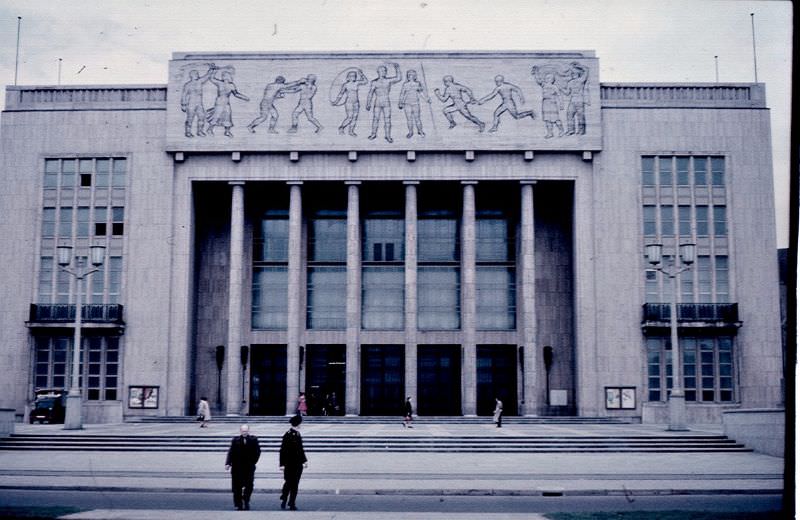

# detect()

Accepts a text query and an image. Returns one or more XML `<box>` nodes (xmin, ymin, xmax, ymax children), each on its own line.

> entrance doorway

<box><xmin>417</xmin><ymin>345</ymin><xmax>461</xmax><ymax>415</ymax></box>
<box><xmin>360</xmin><ymin>345</ymin><xmax>404</xmax><ymax>415</ymax></box>
<box><xmin>249</xmin><ymin>344</ymin><xmax>287</xmax><ymax>415</ymax></box>
<box><xmin>477</xmin><ymin>344</ymin><xmax>518</xmax><ymax>416</ymax></box>
<box><xmin>305</xmin><ymin>344</ymin><xmax>345</xmax><ymax>415</ymax></box>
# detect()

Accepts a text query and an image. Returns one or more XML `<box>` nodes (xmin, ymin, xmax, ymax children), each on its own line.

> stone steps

<box><xmin>126</xmin><ymin>415</ymin><xmax>638</xmax><ymax>425</ymax></box>
<box><xmin>0</xmin><ymin>433</ymin><xmax>751</xmax><ymax>453</ymax></box>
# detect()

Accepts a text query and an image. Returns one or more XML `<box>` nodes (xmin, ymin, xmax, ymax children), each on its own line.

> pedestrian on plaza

<box><xmin>279</xmin><ymin>414</ymin><xmax>308</xmax><ymax>511</ymax></box>
<box><xmin>225</xmin><ymin>424</ymin><xmax>261</xmax><ymax>511</ymax></box>
<box><xmin>403</xmin><ymin>396</ymin><xmax>414</xmax><ymax>428</ymax></box>
<box><xmin>493</xmin><ymin>397</ymin><xmax>503</xmax><ymax>428</ymax></box>
<box><xmin>197</xmin><ymin>396</ymin><xmax>211</xmax><ymax>428</ymax></box>
<box><xmin>296</xmin><ymin>392</ymin><xmax>308</xmax><ymax>416</ymax></box>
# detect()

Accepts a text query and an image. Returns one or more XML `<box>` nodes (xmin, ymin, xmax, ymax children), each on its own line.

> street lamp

<box><xmin>57</xmin><ymin>242</ymin><xmax>106</xmax><ymax>430</ymax></box>
<box><xmin>646</xmin><ymin>242</ymin><xmax>695</xmax><ymax>431</ymax></box>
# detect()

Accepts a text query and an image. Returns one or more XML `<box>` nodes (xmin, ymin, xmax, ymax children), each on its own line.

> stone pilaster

<box><xmin>404</xmin><ymin>181</ymin><xmax>419</xmax><ymax>404</ymax></box>
<box><xmin>520</xmin><ymin>181</ymin><xmax>538</xmax><ymax>415</ymax></box>
<box><xmin>461</xmin><ymin>181</ymin><xmax>477</xmax><ymax>415</ymax></box>
<box><xmin>345</xmin><ymin>181</ymin><xmax>361</xmax><ymax>415</ymax></box>
<box><xmin>285</xmin><ymin>182</ymin><xmax>303</xmax><ymax>415</ymax></box>
<box><xmin>225</xmin><ymin>181</ymin><xmax>245</xmax><ymax>415</ymax></box>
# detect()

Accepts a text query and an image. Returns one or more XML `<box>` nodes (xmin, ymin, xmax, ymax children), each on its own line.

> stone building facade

<box><xmin>0</xmin><ymin>52</ymin><xmax>782</xmax><ymax>423</ymax></box>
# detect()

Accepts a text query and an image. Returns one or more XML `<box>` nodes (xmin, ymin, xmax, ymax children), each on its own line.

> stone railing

<box><xmin>5</xmin><ymin>85</ymin><xmax>167</xmax><ymax>111</ymax></box>
<box><xmin>601</xmin><ymin>83</ymin><xmax>765</xmax><ymax>109</ymax></box>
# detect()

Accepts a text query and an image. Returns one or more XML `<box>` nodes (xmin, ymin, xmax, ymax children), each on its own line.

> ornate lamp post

<box><xmin>57</xmin><ymin>243</ymin><xmax>106</xmax><ymax>430</ymax></box>
<box><xmin>646</xmin><ymin>242</ymin><xmax>695</xmax><ymax>431</ymax></box>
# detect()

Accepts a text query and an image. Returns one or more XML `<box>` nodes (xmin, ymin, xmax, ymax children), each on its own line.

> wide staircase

<box><xmin>0</xmin><ymin>416</ymin><xmax>752</xmax><ymax>453</ymax></box>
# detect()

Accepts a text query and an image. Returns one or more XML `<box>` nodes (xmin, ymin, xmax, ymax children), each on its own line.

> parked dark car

<box><xmin>29</xmin><ymin>389</ymin><xmax>66</xmax><ymax>424</ymax></box>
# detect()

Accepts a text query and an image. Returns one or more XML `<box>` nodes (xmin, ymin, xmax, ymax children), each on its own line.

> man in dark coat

<box><xmin>279</xmin><ymin>414</ymin><xmax>308</xmax><ymax>510</ymax></box>
<box><xmin>225</xmin><ymin>424</ymin><xmax>261</xmax><ymax>510</ymax></box>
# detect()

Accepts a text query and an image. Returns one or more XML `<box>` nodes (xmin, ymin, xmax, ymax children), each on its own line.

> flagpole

<box><xmin>750</xmin><ymin>13</ymin><xmax>758</xmax><ymax>83</ymax></box>
<box><xmin>14</xmin><ymin>16</ymin><xmax>22</xmax><ymax>86</ymax></box>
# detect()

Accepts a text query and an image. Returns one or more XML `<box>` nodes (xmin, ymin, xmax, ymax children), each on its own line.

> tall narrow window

<box><xmin>252</xmin><ymin>210</ymin><xmax>289</xmax><ymax>330</ymax></box>
<box><xmin>418</xmin><ymin>200</ymin><xmax>460</xmax><ymax>330</ymax></box>
<box><xmin>678</xmin><ymin>205</ymin><xmax>691</xmax><ymax>237</ymax></box>
<box><xmin>307</xmin><ymin>208</ymin><xmax>346</xmax><ymax>330</ymax></box>
<box><xmin>641</xmin><ymin>156</ymin><xmax>655</xmax><ymax>186</ymax></box>
<box><xmin>711</xmin><ymin>157</ymin><xmax>725</xmax><ymax>187</ymax></box>
<box><xmin>693</xmin><ymin>157</ymin><xmax>708</xmax><ymax>185</ymax></box>
<box><xmin>660</xmin><ymin>205</ymin><xmax>674</xmax><ymax>236</ymax></box>
<box><xmin>715</xmin><ymin>256</ymin><xmax>729</xmax><ymax>302</ymax></box>
<box><xmin>643</xmin><ymin>206</ymin><xmax>657</xmax><ymax>236</ymax></box>
<box><xmin>676</xmin><ymin>157</ymin><xmax>690</xmax><ymax>186</ymax></box>
<box><xmin>658</xmin><ymin>157</ymin><xmax>672</xmax><ymax>186</ymax></box>
<box><xmin>475</xmin><ymin>210</ymin><xmax>515</xmax><ymax>330</ymax></box>
<box><xmin>695</xmin><ymin>206</ymin><xmax>709</xmax><ymax>236</ymax></box>
<box><xmin>362</xmin><ymin>210</ymin><xmax>404</xmax><ymax>330</ymax></box>
<box><xmin>713</xmin><ymin>206</ymin><xmax>727</xmax><ymax>236</ymax></box>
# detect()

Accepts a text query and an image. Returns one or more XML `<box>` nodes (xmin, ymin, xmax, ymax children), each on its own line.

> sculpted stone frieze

<box><xmin>167</xmin><ymin>52</ymin><xmax>601</xmax><ymax>152</ymax></box>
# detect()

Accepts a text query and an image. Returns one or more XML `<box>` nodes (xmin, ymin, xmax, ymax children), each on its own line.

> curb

<box><xmin>0</xmin><ymin>485</ymin><xmax>784</xmax><ymax>496</ymax></box>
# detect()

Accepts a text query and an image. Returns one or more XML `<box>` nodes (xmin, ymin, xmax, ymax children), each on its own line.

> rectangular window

<box><xmin>713</xmin><ymin>206</ymin><xmax>727</xmax><ymax>236</ymax></box>
<box><xmin>95</xmin><ymin>159</ymin><xmax>110</xmax><ymax>187</ymax></box>
<box><xmin>418</xmin><ymin>217</ymin><xmax>459</xmax><ymax>262</ymax></box>
<box><xmin>697</xmin><ymin>256</ymin><xmax>712</xmax><ymax>303</ymax></box>
<box><xmin>111</xmin><ymin>207</ymin><xmax>124</xmax><ymax>236</ymax></box>
<box><xmin>94</xmin><ymin>207</ymin><xmax>108</xmax><ymax>236</ymax></box>
<box><xmin>678</xmin><ymin>205</ymin><xmax>691</xmax><ymax>237</ymax></box>
<box><xmin>693</xmin><ymin>157</ymin><xmax>708</xmax><ymax>185</ymax></box>
<box><xmin>107</xmin><ymin>257</ymin><xmax>122</xmax><ymax>304</ymax></box>
<box><xmin>59</xmin><ymin>207</ymin><xmax>73</xmax><ymax>237</ymax></box>
<box><xmin>658</xmin><ymin>157</ymin><xmax>672</xmax><ymax>186</ymax></box>
<box><xmin>660</xmin><ymin>205</ymin><xmax>674</xmax><ymax>236</ymax></box>
<box><xmin>309</xmin><ymin>217</ymin><xmax>347</xmax><ymax>262</ymax></box>
<box><xmin>90</xmin><ymin>264</ymin><xmax>105</xmax><ymax>304</ymax></box>
<box><xmin>643</xmin><ymin>206</ymin><xmax>657</xmax><ymax>236</ymax></box>
<box><xmin>362</xmin><ymin>218</ymin><xmax>404</xmax><ymax>262</ymax></box>
<box><xmin>33</xmin><ymin>335</ymin><xmax>120</xmax><ymax>401</ymax></box>
<box><xmin>680</xmin><ymin>266</ymin><xmax>693</xmax><ymax>303</ymax></box>
<box><xmin>476</xmin><ymin>218</ymin><xmax>512</xmax><ymax>262</ymax></box>
<box><xmin>676</xmin><ymin>157</ymin><xmax>690</xmax><ymax>186</ymax></box>
<box><xmin>76</xmin><ymin>207</ymin><xmax>90</xmax><ymax>237</ymax></box>
<box><xmin>307</xmin><ymin>266</ymin><xmax>346</xmax><ymax>329</ymax></box>
<box><xmin>42</xmin><ymin>208</ymin><xmax>56</xmax><ymax>237</ymax></box>
<box><xmin>111</xmin><ymin>158</ymin><xmax>127</xmax><ymax>188</ymax></box>
<box><xmin>641</xmin><ymin>156</ymin><xmax>655</xmax><ymax>186</ymax></box>
<box><xmin>252</xmin><ymin>266</ymin><xmax>288</xmax><ymax>329</ymax></box>
<box><xmin>61</xmin><ymin>159</ymin><xmax>76</xmax><ymax>189</ymax></box>
<box><xmin>695</xmin><ymin>206</ymin><xmax>709</xmax><ymax>236</ymax></box>
<box><xmin>44</xmin><ymin>159</ymin><xmax>59</xmax><ymax>188</ymax></box>
<box><xmin>362</xmin><ymin>266</ymin><xmax>404</xmax><ymax>330</ymax></box>
<box><xmin>711</xmin><ymin>157</ymin><xmax>725</xmax><ymax>186</ymax></box>
<box><xmin>715</xmin><ymin>256</ymin><xmax>729</xmax><ymax>302</ymax></box>
<box><xmin>38</xmin><ymin>257</ymin><xmax>54</xmax><ymax>303</ymax></box>
<box><xmin>700</xmin><ymin>339</ymin><xmax>715</xmax><ymax>401</ymax></box>
<box><xmin>254</xmin><ymin>216</ymin><xmax>289</xmax><ymax>262</ymax></box>
<box><xmin>718</xmin><ymin>338</ymin><xmax>734</xmax><ymax>402</ymax></box>
<box><xmin>476</xmin><ymin>267</ymin><xmax>515</xmax><ymax>330</ymax></box>
<box><xmin>683</xmin><ymin>339</ymin><xmax>697</xmax><ymax>401</ymax></box>
<box><xmin>418</xmin><ymin>266</ymin><xmax>460</xmax><ymax>330</ymax></box>
<box><xmin>645</xmin><ymin>270</ymin><xmax>659</xmax><ymax>303</ymax></box>
<box><xmin>647</xmin><ymin>338</ymin><xmax>662</xmax><ymax>401</ymax></box>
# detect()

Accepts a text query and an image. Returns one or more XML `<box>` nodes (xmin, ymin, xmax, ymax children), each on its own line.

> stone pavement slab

<box><xmin>61</xmin><ymin>512</ymin><xmax>548</xmax><ymax>520</ymax></box>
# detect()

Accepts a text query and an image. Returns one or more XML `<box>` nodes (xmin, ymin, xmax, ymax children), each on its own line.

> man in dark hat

<box><xmin>225</xmin><ymin>424</ymin><xmax>261</xmax><ymax>510</ymax></box>
<box><xmin>279</xmin><ymin>415</ymin><xmax>308</xmax><ymax>510</ymax></box>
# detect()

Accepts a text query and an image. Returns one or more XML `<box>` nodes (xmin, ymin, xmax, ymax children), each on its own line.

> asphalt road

<box><xmin>0</xmin><ymin>489</ymin><xmax>783</xmax><ymax>515</ymax></box>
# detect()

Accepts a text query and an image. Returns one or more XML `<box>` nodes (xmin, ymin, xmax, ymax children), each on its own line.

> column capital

<box><xmin>286</xmin><ymin>180</ymin><xmax>303</xmax><ymax>186</ymax></box>
<box><xmin>520</xmin><ymin>180</ymin><xmax>538</xmax><ymax>185</ymax></box>
<box><xmin>228</xmin><ymin>181</ymin><xmax>245</xmax><ymax>186</ymax></box>
<box><xmin>461</xmin><ymin>180</ymin><xmax>478</xmax><ymax>185</ymax></box>
<box><xmin>403</xmin><ymin>180</ymin><xmax>420</xmax><ymax>185</ymax></box>
<box><xmin>344</xmin><ymin>181</ymin><xmax>362</xmax><ymax>186</ymax></box>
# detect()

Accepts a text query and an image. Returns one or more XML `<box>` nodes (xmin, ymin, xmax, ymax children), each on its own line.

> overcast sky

<box><xmin>0</xmin><ymin>0</ymin><xmax>791</xmax><ymax>247</ymax></box>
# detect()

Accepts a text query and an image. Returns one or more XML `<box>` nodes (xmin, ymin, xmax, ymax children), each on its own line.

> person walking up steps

<box><xmin>493</xmin><ymin>397</ymin><xmax>504</xmax><ymax>428</ymax></box>
<box><xmin>279</xmin><ymin>415</ymin><xmax>308</xmax><ymax>511</ymax></box>
<box><xmin>403</xmin><ymin>396</ymin><xmax>414</xmax><ymax>428</ymax></box>
<box><xmin>197</xmin><ymin>396</ymin><xmax>210</xmax><ymax>428</ymax></box>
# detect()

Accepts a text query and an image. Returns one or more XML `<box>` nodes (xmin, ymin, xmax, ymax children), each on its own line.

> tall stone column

<box><xmin>285</xmin><ymin>182</ymin><xmax>303</xmax><ymax>415</ymax></box>
<box><xmin>345</xmin><ymin>181</ymin><xmax>361</xmax><ymax>415</ymax></box>
<box><xmin>404</xmin><ymin>181</ymin><xmax>419</xmax><ymax>404</ymax></box>
<box><xmin>461</xmin><ymin>181</ymin><xmax>477</xmax><ymax>416</ymax></box>
<box><xmin>225</xmin><ymin>181</ymin><xmax>245</xmax><ymax>415</ymax></box>
<box><xmin>520</xmin><ymin>181</ymin><xmax>538</xmax><ymax>416</ymax></box>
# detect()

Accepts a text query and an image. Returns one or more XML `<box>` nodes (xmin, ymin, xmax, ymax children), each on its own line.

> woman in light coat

<box><xmin>198</xmin><ymin>396</ymin><xmax>211</xmax><ymax>428</ymax></box>
<box><xmin>493</xmin><ymin>397</ymin><xmax>503</xmax><ymax>428</ymax></box>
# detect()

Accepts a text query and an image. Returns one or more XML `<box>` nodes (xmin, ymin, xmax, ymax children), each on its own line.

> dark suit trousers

<box><xmin>280</xmin><ymin>465</ymin><xmax>304</xmax><ymax>506</ymax></box>
<box><xmin>231</xmin><ymin>466</ymin><xmax>255</xmax><ymax>508</ymax></box>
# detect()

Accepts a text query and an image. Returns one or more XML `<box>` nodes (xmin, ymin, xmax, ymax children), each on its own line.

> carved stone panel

<box><xmin>166</xmin><ymin>52</ymin><xmax>601</xmax><ymax>152</ymax></box>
